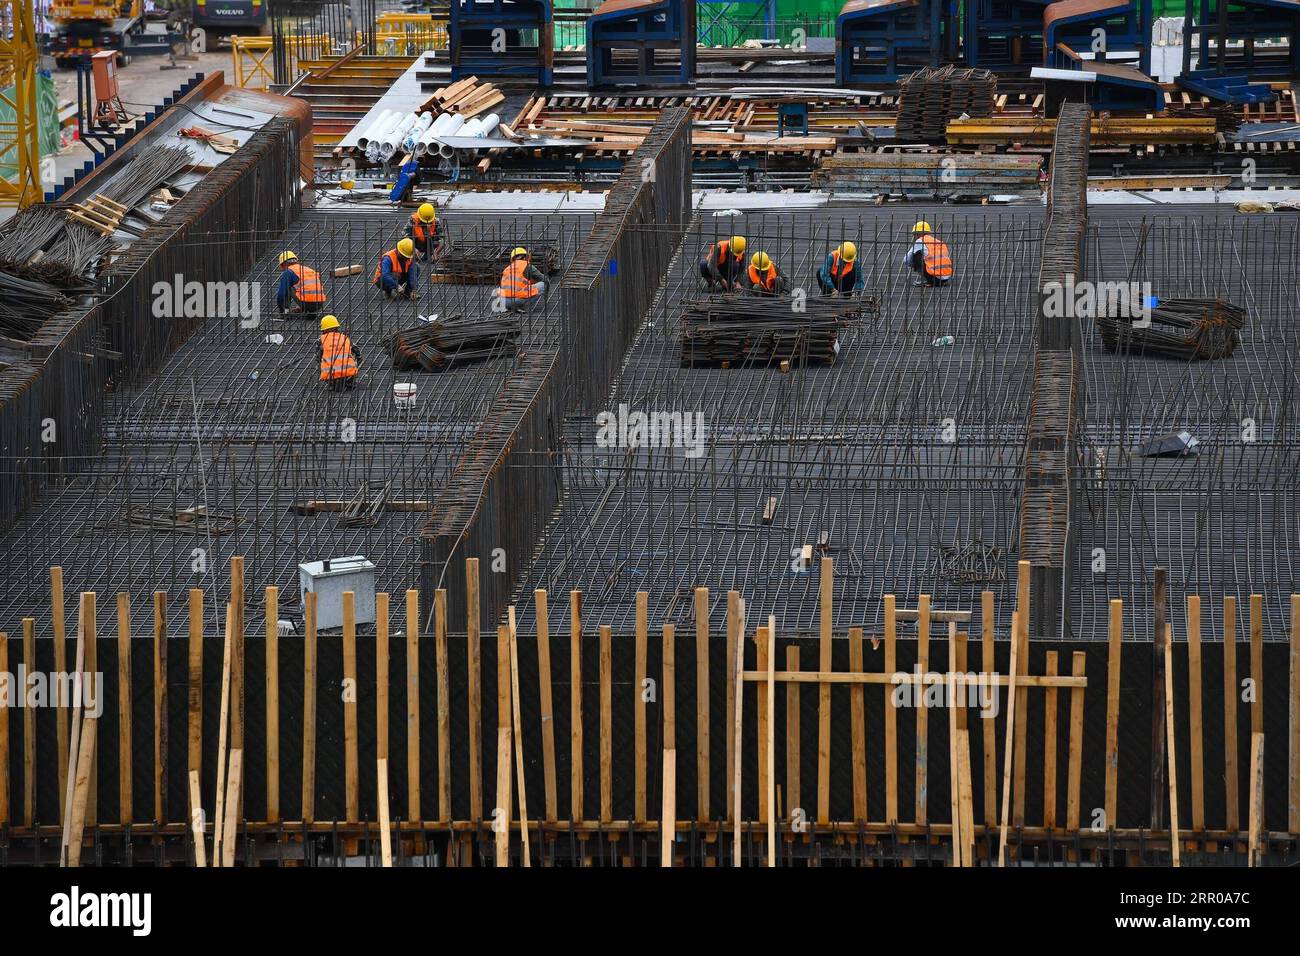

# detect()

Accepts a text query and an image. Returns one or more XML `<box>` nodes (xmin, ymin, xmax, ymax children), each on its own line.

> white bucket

<box><xmin>393</xmin><ymin>382</ymin><xmax>417</xmax><ymax>408</ymax></box>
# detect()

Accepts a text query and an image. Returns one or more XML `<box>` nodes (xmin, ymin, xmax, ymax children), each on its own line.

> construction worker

<box><xmin>275</xmin><ymin>251</ymin><xmax>327</xmax><ymax>315</ymax></box>
<box><xmin>497</xmin><ymin>246</ymin><xmax>547</xmax><ymax>311</ymax></box>
<box><xmin>317</xmin><ymin>315</ymin><xmax>360</xmax><ymax>390</ymax></box>
<box><xmin>405</xmin><ymin>203</ymin><xmax>443</xmax><ymax>261</ymax></box>
<box><xmin>373</xmin><ymin>237</ymin><xmax>421</xmax><ymax>300</ymax></box>
<box><xmin>698</xmin><ymin>235</ymin><xmax>746</xmax><ymax>292</ymax></box>
<box><xmin>817</xmin><ymin>241</ymin><xmax>865</xmax><ymax>296</ymax></box>
<box><xmin>743</xmin><ymin>251</ymin><xmax>789</xmax><ymax>296</ymax></box>
<box><xmin>904</xmin><ymin>221</ymin><xmax>953</xmax><ymax>287</ymax></box>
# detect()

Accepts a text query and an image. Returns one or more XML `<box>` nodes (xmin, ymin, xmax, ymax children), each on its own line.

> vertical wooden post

<box><xmin>187</xmin><ymin>589</ymin><xmax>203</xmax><ymax>795</ymax></box>
<box><xmin>1188</xmin><ymin>596</ymin><xmax>1204</xmax><ymax>833</ymax></box>
<box><xmin>765</xmin><ymin>617</ymin><xmax>776</xmax><ymax>866</ymax></box>
<box><xmin>117</xmin><ymin>592</ymin><xmax>132</xmax><ymax>826</ymax></box>
<box><xmin>997</xmin><ymin>609</ymin><xmax>1022</xmax><ymax>867</ymax></box>
<box><xmin>884</xmin><ymin>593</ymin><xmax>898</xmax><ymax>824</ymax></box>
<box><xmin>786</xmin><ymin>645</ymin><xmax>802</xmax><ymax>820</ymax></box>
<box><xmin>60</xmin><ymin>607</ymin><xmax>86</xmax><ymax>862</ymax></box>
<box><xmin>431</xmin><ymin>587</ymin><xmax>446</xmax><ymax>824</ymax></box>
<box><xmin>1043</xmin><ymin>651</ymin><xmax>1058</xmax><ymax>830</ymax></box>
<box><xmin>915</xmin><ymin>592</ymin><xmax>930</xmax><ymax>825</ymax></box>
<box><xmin>599</xmin><ymin>624</ymin><xmax>612</xmax><ymax>824</ymax></box>
<box><xmin>694</xmin><ymin>587</ymin><xmax>710</xmax><ymax>823</ymax></box>
<box><xmin>981</xmin><ymin>591</ymin><xmax>996</xmax><ymax>827</ymax></box>
<box><xmin>1224</xmin><ymin>596</ymin><xmax>1240</xmax><ymax>832</ymax></box>
<box><xmin>949</xmin><ymin>624</ymin><xmax>964</xmax><ymax>861</ymax></box>
<box><xmin>153</xmin><ymin>592</ymin><xmax>167</xmax><ymax>824</ymax></box>
<box><xmin>466</xmin><ymin>558</ymin><xmax>482</xmax><ymax>822</ymax></box>
<box><xmin>817</xmin><ymin>557</ymin><xmax>833</xmax><ymax>826</ymax></box>
<box><xmin>343</xmin><ymin>590</ymin><xmax>359</xmax><ymax>824</ymax></box>
<box><xmin>634</xmin><ymin>590</ymin><xmax>648</xmax><ymax>824</ymax></box>
<box><xmin>265</xmin><ymin>586</ymin><xmax>280</xmax><ymax>824</ymax></box>
<box><xmin>212</xmin><ymin>607</ymin><xmax>233</xmax><ymax>866</ymax></box>
<box><xmin>377</xmin><ymin>758</ymin><xmax>392</xmax><ymax>867</ymax></box>
<box><xmin>376</xmin><ymin>592</ymin><xmax>389</xmax><ymax>765</ymax></box>
<box><xmin>956</xmin><ymin>729</ymin><xmax>975</xmax><ymax>867</ymax></box>
<box><xmin>1151</xmin><ymin>566</ymin><xmax>1168</xmax><ymax>832</ymax></box>
<box><xmin>221</xmin><ymin>749</ymin><xmax>242</xmax><ymax>868</ymax></box>
<box><xmin>569</xmin><ymin>590</ymin><xmax>583</xmax><ymax>821</ymax></box>
<box><xmin>84</xmin><ymin>592</ymin><xmax>97</xmax><ymax>828</ymax></box>
<box><xmin>725</xmin><ymin>590</ymin><xmax>740</xmax><ymax>824</ymax></box>
<box><xmin>1250</xmin><ymin>593</ymin><xmax>1263</xmax><ymax>736</ymax></box>
<box><xmin>662</xmin><ymin>622</ymin><xmax>677</xmax><ymax>867</ymax></box>
<box><xmin>507</xmin><ymin>608</ymin><xmax>531</xmax><ymax>867</ymax></box>
<box><xmin>1248</xmin><ymin>732</ymin><xmax>1265</xmax><ymax>866</ymax></box>
<box><xmin>495</xmin><ymin>727</ymin><xmax>513</xmax><ymax>867</ymax></box>
<box><xmin>731</xmin><ymin>604</ymin><xmax>745</xmax><ymax>865</ymax></box>
<box><xmin>1012</xmin><ymin>561</ymin><xmax>1030</xmax><ymax>828</ymax></box>
<box><xmin>229</xmin><ymin>557</ymin><xmax>245</xmax><ymax>785</ymax></box>
<box><xmin>849</xmin><ymin>627</ymin><xmax>866</xmax><ymax>823</ymax></box>
<box><xmin>410</xmin><ymin>588</ymin><xmax>425</xmax><ymax>822</ymax></box>
<box><xmin>51</xmin><ymin>567</ymin><xmax>69</xmax><ymax>818</ymax></box>
<box><xmin>1104</xmin><ymin>600</ymin><xmax>1123</xmax><ymax>829</ymax></box>
<box><xmin>302</xmin><ymin>591</ymin><xmax>317</xmax><ymax>824</ymax></box>
<box><xmin>755</xmin><ymin>623</ymin><xmax>769</xmax><ymax>826</ymax></box>
<box><xmin>1066</xmin><ymin>651</ymin><xmax>1085</xmax><ymax>833</ymax></box>
<box><xmin>23</xmin><ymin>619</ymin><xmax>36</xmax><ymax>827</ymax></box>
<box><xmin>1289</xmin><ymin>594</ymin><xmax>1300</xmax><ymax>835</ymax></box>
<box><xmin>535</xmin><ymin>589</ymin><xmax>557</xmax><ymax>823</ymax></box>
<box><xmin>188</xmin><ymin>769</ymin><xmax>206</xmax><ymax>867</ymax></box>
<box><xmin>1164</xmin><ymin>627</ymin><xmax>1180</xmax><ymax>867</ymax></box>
<box><xmin>66</xmin><ymin>717</ymin><xmax>97</xmax><ymax>867</ymax></box>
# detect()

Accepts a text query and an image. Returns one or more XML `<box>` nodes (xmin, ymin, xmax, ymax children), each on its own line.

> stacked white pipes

<box><xmin>360</xmin><ymin>109</ymin><xmax>507</xmax><ymax>162</ymax></box>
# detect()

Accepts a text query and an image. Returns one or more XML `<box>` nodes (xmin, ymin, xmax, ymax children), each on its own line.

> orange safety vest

<box><xmin>748</xmin><ymin>263</ymin><xmax>778</xmax><ymax>291</ymax></box>
<box><xmin>715</xmin><ymin>240</ymin><xmax>742</xmax><ymax>268</ymax></box>
<box><xmin>289</xmin><ymin>263</ymin><xmax>326</xmax><ymax>303</ymax></box>
<box><xmin>372</xmin><ymin>249</ymin><xmax>410</xmax><ymax>285</ymax></box>
<box><xmin>409</xmin><ymin>212</ymin><xmax>435</xmax><ymax>247</ymax></box>
<box><xmin>500</xmin><ymin>259</ymin><xmax>541</xmax><ymax>299</ymax></box>
<box><xmin>319</xmin><ymin>330</ymin><xmax>358</xmax><ymax>380</ymax></box>
<box><xmin>830</xmin><ymin>250</ymin><xmax>854</xmax><ymax>280</ymax></box>
<box><xmin>920</xmin><ymin>235</ymin><xmax>953</xmax><ymax>279</ymax></box>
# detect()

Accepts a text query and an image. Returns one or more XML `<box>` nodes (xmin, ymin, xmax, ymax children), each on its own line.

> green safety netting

<box><xmin>0</xmin><ymin>71</ymin><xmax>59</xmax><ymax>182</ymax></box>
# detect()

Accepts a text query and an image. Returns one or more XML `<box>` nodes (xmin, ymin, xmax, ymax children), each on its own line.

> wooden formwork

<box><xmin>2</xmin><ymin>558</ymin><xmax>1298</xmax><ymax>867</ymax></box>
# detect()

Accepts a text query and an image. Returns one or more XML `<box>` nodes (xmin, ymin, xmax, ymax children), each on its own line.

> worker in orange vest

<box><xmin>317</xmin><ymin>315</ymin><xmax>360</xmax><ymax>390</ymax></box>
<box><xmin>405</xmin><ymin>203</ymin><xmax>444</xmax><ymax>261</ymax></box>
<box><xmin>698</xmin><ymin>235</ymin><xmax>746</xmax><ymax>292</ymax></box>
<box><xmin>904</xmin><ymin>221</ymin><xmax>953</xmax><ymax>287</ymax></box>
<box><xmin>275</xmin><ymin>251</ymin><xmax>327</xmax><ymax>315</ymax></box>
<box><xmin>743</xmin><ymin>251</ymin><xmax>789</xmax><ymax>296</ymax></box>
<box><xmin>497</xmin><ymin>246</ymin><xmax>547</xmax><ymax>311</ymax></box>
<box><xmin>817</xmin><ymin>241</ymin><xmax>865</xmax><ymax>296</ymax></box>
<box><xmin>373</xmin><ymin>237</ymin><xmax>420</xmax><ymax>300</ymax></box>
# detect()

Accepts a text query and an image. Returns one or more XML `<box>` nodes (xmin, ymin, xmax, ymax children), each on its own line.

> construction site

<box><xmin>0</xmin><ymin>0</ymin><xmax>1298</xmax><ymax>880</ymax></box>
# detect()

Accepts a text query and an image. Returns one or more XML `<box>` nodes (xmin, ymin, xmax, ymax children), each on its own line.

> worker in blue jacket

<box><xmin>817</xmin><ymin>242</ymin><xmax>864</xmax><ymax>296</ymax></box>
<box><xmin>372</xmin><ymin>238</ymin><xmax>421</xmax><ymax>300</ymax></box>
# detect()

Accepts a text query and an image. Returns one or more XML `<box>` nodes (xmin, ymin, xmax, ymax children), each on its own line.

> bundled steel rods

<box><xmin>0</xmin><ymin>206</ymin><xmax>68</xmax><ymax>270</ymax></box>
<box><xmin>100</xmin><ymin>144</ymin><xmax>195</xmax><ymax>209</ymax></box>
<box><xmin>896</xmin><ymin>65</ymin><xmax>996</xmax><ymax>142</ymax></box>
<box><xmin>0</xmin><ymin>271</ymin><xmax>74</xmax><ymax>338</ymax></box>
<box><xmin>678</xmin><ymin>293</ymin><xmax>874</xmax><ymax>367</ymax></box>
<box><xmin>1097</xmin><ymin>297</ymin><xmax>1245</xmax><ymax>360</ymax></box>
<box><xmin>432</xmin><ymin>242</ymin><xmax>560</xmax><ymax>284</ymax></box>
<box><xmin>386</xmin><ymin>314</ymin><xmax>520</xmax><ymax>370</ymax></box>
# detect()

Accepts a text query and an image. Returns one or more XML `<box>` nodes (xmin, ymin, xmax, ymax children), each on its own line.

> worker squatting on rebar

<box><xmin>904</xmin><ymin>221</ymin><xmax>953</xmax><ymax>287</ymax></box>
<box><xmin>318</xmin><ymin>314</ymin><xmax>361</xmax><ymax>391</ymax></box>
<box><xmin>817</xmin><ymin>242</ymin><xmax>865</xmax><ymax>295</ymax></box>
<box><xmin>405</xmin><ymin>203</ymin><xmax>444</xmax><ymax>264</ymax></box>
<box><xmin>373</xmin><ymin>238</ymin><xmax>422</xmax><ymax>301</ymax></box>
<box><xmin>275</xmin><ymin>250</ymin><xmax>328</xmax><ymax>316</ymax></box>
<box><xmin>496</xmin><ymin>247</ymin><xmax>547</xmax><ymax>311</ymax></box>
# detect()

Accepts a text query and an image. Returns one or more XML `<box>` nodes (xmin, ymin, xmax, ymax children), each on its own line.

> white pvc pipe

<box><xmin>403</xmin><ymin>111</ymin><xmax>433</xmax><ymax>151</ymax></box>
<box><xmin>460</xmin><ymin>117</ymin><xmax>485</xmax><ymax>138</ymax></box>
<box><xmin>475</xmin><ymin>113</ymin><xmax>500</xmax><ymax>139</ymax></box>
<box><xmin>356</xmin><ymin>108</ymin><xmax>396</xmax><ymax>149</ymax></box>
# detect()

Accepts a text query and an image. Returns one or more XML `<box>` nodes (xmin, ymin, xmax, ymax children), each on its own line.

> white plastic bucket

<box><xmin>393</xmin><ymin>382</ymin><xmax>417</xmax><ymax>408</ymax></box>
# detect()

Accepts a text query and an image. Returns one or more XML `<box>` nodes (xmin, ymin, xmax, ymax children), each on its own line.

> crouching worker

<box><xmin>904</xmin><ymin>221</ymin><xmax>952</xmax><ymax>287</ymax></box>
<box><xmin>406</xmin><ymin>203</ymin><xmax>443</xmax><ymax>261</ymax></box>
<box><xmin>497</xmin><ymin>247</ymin><xmax>547</xmax><ymax>311</ymax></box>
<box><xmin>698</xmin><ymin>235</ymin><xmax>746</xmax><ymax>292</ymax></box>
<box><xmin>744</xmin><ymin>251</ymin><xmax>789</xmax><ymax>296</ymax></box>
<box><xmin>275</xmin><ymin>251</ymin><xmax>327</xmax><ymax>315</ymax></box>
<box><xmin>317</xmin><ymin>315</ymin><xmax>360</xmax><ymax>391</ymax></box>
<box><xmin>817</xmin><ymin>242</ymin><xmax>864</xmax><ymax>296</ymax></box>
<box><xmin>373</xmin><ymin>238</ymin><xmax>421</xmax><ymax>300</ymax></box>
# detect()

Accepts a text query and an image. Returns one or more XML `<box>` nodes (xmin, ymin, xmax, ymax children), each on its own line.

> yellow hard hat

<box><xmin>752</xmin><ymin>251</ymin><xmax>771</xmax><ymax>271</ymax></box>
<box><xmin>912</xmin><ymin>221</ymin><xmax>932</xmax><ymax>234</ymax></box>
<box><xmin>730</xmin><ymin>236</ymin><xmax>746</xmax><ymax>255</ymax></box>
<box><xmin>511</xmin><ymin>246</ymin><xmax>528</xmax><ymax>259</ymax></box>
<box><xmin>417</xmin><ymin>202</ymin><xmax>436</xmax><ymax>223</ymax></box>
<box><xmin>320</xmin><ymin>315</ymin><xmax>340</xmax><ymax>331</ymax></box>
<box><xmin>839</xmin><ymin>241</ymin><xmax>857</xmax><ymax>263</ymax></box>
<box><xmin>278</xmin><ymin>251</ymin><xmax>297</xmax><ymax>266</ymax></box>
<box><xmin>397</xmin><ymin>237</ymin><xmax>415</xmax><ymax>258</ymax></box>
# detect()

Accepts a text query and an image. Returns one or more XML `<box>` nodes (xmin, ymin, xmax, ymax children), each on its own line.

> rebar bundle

<box><xmin>0</xmin><ymin>206</ymin><xmax>68</xmax><ymax>270</ymax></box>
<box><xmin>896</xmin><ymin>65</ymin><xmax>996</xmax><ymax>142</ymax></box>
<box><xmin>99</xmin><ymin>144</ymin><xmax>195</xmax><ymax>209</ymax></box>
<box><xmin>432</xmin><ymin>242</ymin><xmax>560</xmax><ymax>284</ymax></box>
<box><xmin>386</xmin><ymin>314</ymin><xmax>520</xmax><ymax>371</ymax></box>
<box><xmin>28</xmin><ymin>223</ymin><xmax>118</xmax><ymax>288</ymax></box>
<box><xmin>1097</xmin><ymin>297</ymin><xmax>1245</xmax><ymax>360</ymax></box>
<box><xmin>0</xmin><ymin>271</ymin><xmax>74</xmax><ymax>339</ymax></box>
<box><xmin>678</xmin><ymin>293</ymin><xmax>873</xmax><ymax>367</ymax></box>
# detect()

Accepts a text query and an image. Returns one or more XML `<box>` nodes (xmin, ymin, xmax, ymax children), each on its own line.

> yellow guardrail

<box><xmin>374</xmin><ymin>12</ymin><xmax>448</xmax><ymax>53</ymax></box>
<box><xmin>231</xmin><ymin>34</ymin><xmax>334</xmax><ymax>91</ymax></box>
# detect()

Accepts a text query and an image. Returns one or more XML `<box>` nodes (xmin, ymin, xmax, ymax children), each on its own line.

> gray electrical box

<box><xmin>299</xmin><ymin>556</ymin><xmax>377</xmax><ymax>631</ymax></box>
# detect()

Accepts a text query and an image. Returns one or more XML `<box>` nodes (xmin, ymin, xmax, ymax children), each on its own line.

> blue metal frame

<box><xmin>587</xmin><ymin>0</ymin><xmax>696</xmax><ymax>87</ymax></box>
<box><xmin>1043</xmin><ymin>0</ymin><xmax>1152</xmax><ymax>73</ymax></box>
<box><xmin>1179</xmin><ymin>0</ymin><xmax>1300</xmax><ymax>102</ymax></box>
<box><xmin>964</xmin><ymin>0</ymin><xmax>1053</xmax><ymax>70</ymax></box>
<box><xmin>835</xmin><ymin>0</ymin><xmax>947</xmax><ymax>85</ymax></box>
<box><xmin>449</xmin><ymin>0</ymin><xmax>554</xmax><ymax>84</ymax></box>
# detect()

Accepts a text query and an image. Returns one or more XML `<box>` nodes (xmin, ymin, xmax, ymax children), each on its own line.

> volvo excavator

<box><xmin>48</xmin><ymin>0</ymin><xmax>144</xmax><ymax>67</ymax></box>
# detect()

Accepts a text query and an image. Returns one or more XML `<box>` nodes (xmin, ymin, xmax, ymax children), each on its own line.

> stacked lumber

<box><xmin>947</xmin><ymin>116</ymin><xmax>1217</xmax><ymax>146</ymax></box>
<box><xmin>813</xmin><ymin>151</ymin><xmax>1042</xmax><ymax>197</ymax></box>
<box><xmin>1096</xmin><ymin>297</ymin><xmax>1245</xmax><ymax>360</ymax></box>
<box><xmin>420</xmin><ymin>76</ymin><xmax>505</xmax><ymax>121</ymax></box>
<box><xmin>386</xmin><ymin>314</ymin><xmax>520</xmax><ymax>371</ymax></box>
<box><xmin>896</xmin><ymin>65</ymin><xmax>997</xmax><ymax>142</ymax></box>
<box><xmin>678</xmin><ymin>294</ymin><xmax>874</xmax><ymax>368</ymax></box>
<box><xmin>66</xmin><ymin>194</ymin><xmax>128</xmax><ymax>236</ymax></box>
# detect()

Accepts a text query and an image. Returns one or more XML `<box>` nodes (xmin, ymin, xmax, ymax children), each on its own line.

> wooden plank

<box><xmin>1248</xmin><ymin>732</ymin><xmax>1265</xmax><ymax>866</ymax></box>
<box><xmin>663</xmin><ymin>622</ymin><xmax>677</xmax><ymax>752</ymax></box>
<box><xmin>188</xmin><ymin>769</ymin><xmax>206</xmax><ymax>867</ymax></box>
<box><xmin>376</xmin><ymin>592</ymin><xmax>389</xmax><ymax>765</ymax></box>
<box><xmin>817</xmin><ymin>557</ymin><xmax>833</xmax><ymax>825</ymax></box>
<box><xmin>1043</xmin><ymin>651</ymin><xmax>1058</xmax><ymax>830</ymax></box>
<box><xmin>1188</xmin><ymin>596</ymin><xmax>1204</xmax><ymax>832</ymax></box>
<box><xmin>726</xmin><ymin>590</ymin><xmax>740</xmax><ymax>824</ymax></box>
<box><xmin>884</xmin><ymin>593</ymin><xmax>899</xmax><ymax>823</ymax></box>
<box><xmin>52</xmin><ymin>568</ymin><xmax>69</xmax><ymax>820</ymax></box>
<box><xmin>1164</xmin><ymin>628</ymin><xmax>1181</xmax><ymax>867</ymax></box>
<box><xmin>915</xmin><ymin>593</ymin><xmax>930</xmax><ymax>824</ymax></box>
<box><xmin>22</xmin><ymin>619</ymin><xmax>35</xmax><ymax>827</ymax></box>
<box><xmin>229</xmin><ymin>557</ymin><xmax>244</xmax><ymax>807</ymax></box>
<box><xmin>60</xmin><ymin>606</ymin><xmax>87</xmax><ymax>862</ymax></box>
<box><xmin>956</xmin><ymin>729</ymin><xmax>975</xmax><ymax>867</ymax></box>
<box><xmin>1105</xmin><ymin>600</ymin><xmax>1123</xmax><ymax>829</ymax></box>
<box><xmin>1250</xmin><ymin>593</ymin><xmax>1263</xmax><ymax>735</ymax></box>
<box><xmin>116</xmin><ymin>592</ymin><xmax>132</xmax><ymax>825</ymax></box>
<box><xmin>407</xmin><ymin>589</ymin><xmax>424</xmax><ymax>822</ymax></box>
<box><xmin>1066</xmin><ymin>651</ymin><xmax>1086</xmax><ymax>832</ymax></box>
<box><xmin>756</xmin><ymin>623</ymin><xmax>769</xmax><ymax>824</ymax></box>
<box><xmin>1224</xmin><ymin>596</ymin><xmax>1240</xmax><ymax>831</ymax></box>
<box><xmin>265</xmin><ymin>586</ymin><xmax>280</xmax><ymax>823</ymax></box>
<box><xmin>187</xmin><ymin>589</ymin><xmax>202</xmax><ymax>795</ymax></box>
<box><xmin>695</xmin><ymin>587</ymin><xmax>710</xmax><ymax>822</ymax></box>
<box><xmin>84</xmin><ymin>592</ymin><xmax>97</xmax><ymax>827</ymax></box>
<box><xmin>1012</xmin><ymin>561</ymin><xmax>1030</xmax><ymax>828</ymax></box>
<box><xmin>570</xmin><ymin>591</ymin><xmax>583</xmax><ymax>821</ymax></box>
<box><xmin>1290</xmin><ymin>593</ymin><xmax>1300</xmax><ymax>834</ymax></box>
<box><xmin>766</xmin><ymin>617</ymin><xmax>776</xmax><ymax>866</ymax></box>
<box><xmin>849</xmin><ymin>626</ymin><xmax>866</xmax><ymax>823</ymax></box>
<box><xmin>600</xmin><ymin>624</ymin><xmax>613</xmax><ymax>823</ymax></box>
<box><xmin>302</xmin><ymin>592</ymin><xmax>317</xmax><ymax>824</ymax></box>
<box><xmin>731</xmin><ymin>600</ymin><xmax>745</xmax><ymax>865</ymax></box>
<box><xmin>432</xmin><ymin>588</ymin><xmax>446</xmax><ymax>823</ymax></box>
<box><xmin>787</xmin><ymin>645</ymin><xmax>802</xmax><ymax>820</ymax></box>
<box><xmin>343</xmin><ymin>590</ymin><xmax>359</xmax><ymax>823</ymax></box>
<box><xmin>663</xmin><ymin>622</ymin><xmax>677</xmax><ymax>865</ymax></box>
<box><xmin>467</xmin><ymin>558</ymin><xmax>483</xmax><ymax>822</ymax></box>
<box><xmin>949</xmin><ymin>625</ymin><xmax>963</xmax><ymax>864</ymax></box>
<box><xmin>535</xmin><ymin>589</ymin><xmax>558</xmax><ymax>822</ymax></box>
<box><xmin>635</xmin><ymin>590</ymin><xmax>648</xmax><ymax>823</ymax></box>
<box><xmin>221</xmin><ymin>749</ymin><xmax>242</xmax><ymax>868</ymax></box>
<box><xmin>661</xmin><ymin>749</ymin><xmax>676</xmax><ymax>867</ymax></box>
<box><xmin>507</xmin><ymin>607</ymin><xmax>531</xmax><ymax>868</ymax></box>
<box><xmin>152</xmin><ymin>592</ymin><xmax>167</xmax><ymax>824</ymax></box>
<box><xmin>66</xmin><ymin>717</ymin><xmax>97</xmax><ymax>867</ymax></box>
<box><xmin>495</xmin><ymin>727</ymin><xmax>512</xmax><ymax>867</ymax></box>
<box><xmin>212</xmin><ymin>607</ymin><xmax>233</xmax><ymax>866</ymax></box>
<box><xmin>981</xmin><ymin>591</ymin><xmax>996</xmax><ymax>827</ymax></box>
<box><xmin>997</xmin><ymin>609</ymin><xmax>1022</xmax><ymax>866</ymax></box>
<box><xmin>378</xmin><ymin>757</ymin><xmax>392</xmax><ymax>867</ymax></box>
<box><xmin>497</xmin><ymin>627</ymin><xmax>511</xmax><ymax>738</ymax></box>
